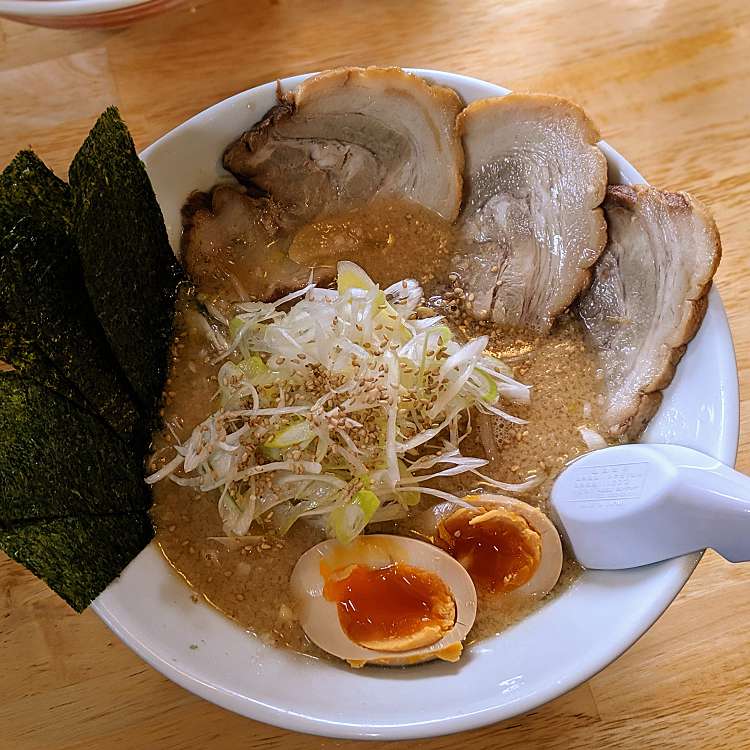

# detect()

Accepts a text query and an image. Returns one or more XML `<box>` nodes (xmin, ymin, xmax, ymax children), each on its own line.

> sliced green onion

<box><xmin>395</xmin><ymin>461</ymin><xmax>421</xmax><ymax>507</ymax></box>
<box><xmin>147</xmin><ymin>260</ymin><xmax>530</xmax><ymax>540</ymax></box>
<box><xmin>337</xmin><ymin>260</ymin><xmax>376</xmax><ymax>294</ymax></box>
<box><xmin>354</xmin><ymin>488</ymin><xmax>379</xmax><ymax>518</ymax></box>
<box><xmin>264</xmin><ymin>419</ymin><xmax>315</xmax><ymax>449</ymax></box>
<box><xmin>238</xmin><ymin>354</ymin><xmax>269</xmax><ymax>381</ymax></box>
<box><xmin>261</xmin><ymin>446</ymin><xmax>283</xmax><ymax>461</ymax></box>
<box><xmin>329</xmin><ymin>488</ymin><xmax>381</xmax><ymax>544</ymax></box>
<box><xmin>229</xmin><ymin>316</ymin><xmax>245</xmax><ymax>339</ymax></box>
<box><xmin>476</xmin><ymin>370</ymin><xmax>498</xmax><ymax>403</ymax></box>
<box><xmin>429</xmin><ymin>325</ymin><xmax>453</xmax><ymax>344</ymax></box>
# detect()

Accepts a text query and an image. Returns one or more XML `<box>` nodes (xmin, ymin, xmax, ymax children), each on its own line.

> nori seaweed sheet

<box><xmin>0</xmin><ymin>151</ymin><xmax>70</xmax><ymax>236</ymax></box>
<box><xmin>69</xmin><ymin>107</ymin><xmax>184</xmax><ymax>417</ymax></box>
<box><xmin>0</xmin><ymin>116</ymin><xmax>183</xmax><ymax>612</ymax></box>
<box><xmin>0</xmin><ymin>374</ymin><xmax>150</xmax><ymax>524</ymax></box>
<box><xmin>0</xmin><ymin>154</ymin><xmax>143</xmax><ymax>443</ymax></box>
<box><xmin>0</xmin><ymin>217</ymin><xmax>143</xmax><ymax>443</ymax></box>
<box><xmin>0</xmin><ymin>152</ymin><xmax>69</xmax><ymax>393</ymax></box>
<box><xmin>0</xmin><ymin>512</ymin><xmax>154</xmax><ymax>612</ymax></box>
<box><xmin>0</xmin><ymin>318</ymin><xmax>84</xmax><ymax>405</ymax></box>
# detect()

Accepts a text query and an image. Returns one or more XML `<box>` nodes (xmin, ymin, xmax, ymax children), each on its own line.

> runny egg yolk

<box><xmin>435</xmin><ymin>507</ymin><xmax>542</xmax><ymax>593</ymax></box>
<box><xmin>321</xmin><ymin>562</ymin><xmax>456</xmax><ymax>652</ymax></box>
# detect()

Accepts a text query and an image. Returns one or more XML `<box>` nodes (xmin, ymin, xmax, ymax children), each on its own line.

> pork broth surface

<box><xmin>151</xmin><ymin>199</ymin><xmax>604</xmax><ymax>657</ymax></box>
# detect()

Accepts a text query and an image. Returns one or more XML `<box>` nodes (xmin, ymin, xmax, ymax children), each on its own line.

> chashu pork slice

<box><xmin>223</xmin><ymin>67</ymin><xmax>464</xmax><ymax>223</ymax></box>
<box><xmin>181</xmin><ymin>185</ymin><xmax>315</xmax><ymax>302</ymax></box>
<box><xmin>578</xmin><ymin>184</ymin><xmax>721</xmax><ymax>439</ymax></box>
<box><xmin>457</xmin><ymin>94</ymin><xmax>607</xmax><ymax>331</ymax></box>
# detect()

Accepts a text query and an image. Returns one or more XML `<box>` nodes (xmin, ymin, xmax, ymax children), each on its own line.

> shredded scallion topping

<box><xmin>147</xmin><ymin>262</ymin><xmax>537</xmax><ymax>543</ymax></box>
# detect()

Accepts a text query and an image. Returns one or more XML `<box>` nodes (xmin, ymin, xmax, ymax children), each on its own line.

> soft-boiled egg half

<box><xmin>289</xmin><ymin>534</ymin><xmax>477</xmax><ymax>668</ymax></box>
<box><xmin>423</xmin><ymin>494</ymin><xmax>563</xmax><ymax>598</ymax></box>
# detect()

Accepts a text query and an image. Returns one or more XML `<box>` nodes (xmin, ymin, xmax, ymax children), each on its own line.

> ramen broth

<box><xmin>150</xmin><ymin>198</ymin><xmax>605</xmax><ymax>656</ymax></box>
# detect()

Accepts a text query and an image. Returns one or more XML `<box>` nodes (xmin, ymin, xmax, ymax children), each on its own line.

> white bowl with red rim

<box><xmin>0</xmin><ymin>0</ymin><xmax>185</xmax><ymax>28</ymax></box>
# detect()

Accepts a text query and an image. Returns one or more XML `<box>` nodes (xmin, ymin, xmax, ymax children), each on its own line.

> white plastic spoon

<box><xmin>549</xmin><ymin>443</ymin><xmax>750</xmax><ymax>569</ymax></box>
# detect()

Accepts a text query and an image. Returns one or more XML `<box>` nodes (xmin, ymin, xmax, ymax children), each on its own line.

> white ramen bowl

<box><xmin>92</xmin><ymin>70</ymin><xmax>739</xmax><ymax>740</ymax></box>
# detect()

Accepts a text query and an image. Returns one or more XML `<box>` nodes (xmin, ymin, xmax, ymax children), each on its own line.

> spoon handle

<box><xmin>677</xmin><ymin>457</ymin><xmax>750</xmax><ymax>563</ymax></box>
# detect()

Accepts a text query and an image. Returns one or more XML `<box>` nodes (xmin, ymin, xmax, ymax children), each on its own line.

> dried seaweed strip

<box><xmin>0</xmin><ymin>319</ymin><xmax>84</xmax><ymax>405</ymax></box>
<box><xmin>0</xmin><ymin>512</ymin><xmax>153</xmax><ymax>612</ymax></box>
<box><xmin>0</xmin><ymin>150</ymin><xmax>143</xmax><ymax>442</ymax></box>
<box><xmin>70</xmin><ymin>107</ymin><xmax>184</xmax><ymax>417</ymax></box>
<box><xmin>0</xmin><ymin>375</ymin><xmax>150</xmax><ymax>525</ymax></box>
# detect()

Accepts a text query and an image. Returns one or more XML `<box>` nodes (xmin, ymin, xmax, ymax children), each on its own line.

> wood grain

<box><xmin>1</xmin><ymin>1</ymin><xmax>749</xmax><ymax>747</ymax></box>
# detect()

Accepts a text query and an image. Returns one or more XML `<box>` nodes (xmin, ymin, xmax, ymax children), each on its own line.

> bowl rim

<box><xmin>92</xmin><ymin>68</ymin><xmax>740</xmax><ymax>739</ymax></box>
<box><xmin>0</xmin><ymin>0</ymin><xmax>157</xmax><ymax>16</ymax></box>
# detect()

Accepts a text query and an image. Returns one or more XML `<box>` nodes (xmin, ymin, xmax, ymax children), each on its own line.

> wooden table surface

<box><xmin>2</xmin><ymin>1</ymin><xmax>749</xmax><ymax>748</ymax></box>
